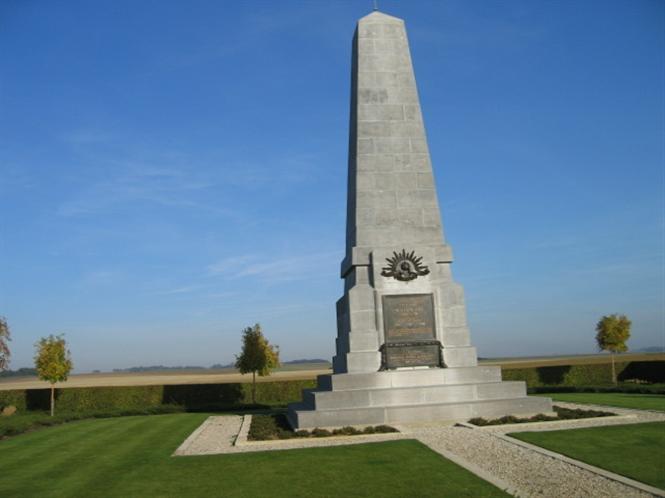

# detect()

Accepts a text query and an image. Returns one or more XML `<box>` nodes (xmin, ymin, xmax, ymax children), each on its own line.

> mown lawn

<box><xmin>535</xmin><ymin>392</ymin><xmax>665</xmax><ymax>411</ymax></box>
<box><xmin>0</xmin><ymin>413</ymin><xmax>509</xmax><ymax>498</ymax></box>
<box><xmin>510</xmin><ymin>422</ymin><xmax>665</xmax><ymax>489</ymax></box>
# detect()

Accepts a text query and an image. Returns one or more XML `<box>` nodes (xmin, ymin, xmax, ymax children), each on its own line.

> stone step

<box><xmin>289</xmin><ymin>396</ymin><xmax>553</xmax><ymax>430</ymax></box>
<box><xmin>316</xmin><ymin>366</ymin><xmax>501</xmax><ymax>392</ymax></box>
<box><xmin>304</xmin><ymin>381</ymin><xmax>527</xmax><ymax>410</ymax></box>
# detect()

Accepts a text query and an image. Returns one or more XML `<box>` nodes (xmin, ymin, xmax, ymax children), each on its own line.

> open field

<box><xmin>510</xmin><ymin>421</ymin><xmax>665</xmax><ymax>489</ymax></box>
<box><xmin>1</xmin><ymin>353</ymin><xmax>661</xmax><ymax>391</ymax></box>
<box><xmin>482</xmin><ymin>352</ymin><xmax>664</xmax><ymax>370</ymax></box>
<box><xmin>0</xmin><ymin>367</ymin><xmax>331</xmax><ymax>391</ymax></box>
<box><xmin>0</xmin><ymin>413</ymin><xmax>509</xmax><ymax>498</ymax></box>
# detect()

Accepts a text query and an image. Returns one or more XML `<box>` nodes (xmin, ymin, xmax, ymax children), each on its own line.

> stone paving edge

<box><xmin>234</xmin><ymin>415</ymin><xmax>252</xmax><ymax>446</ymax></box>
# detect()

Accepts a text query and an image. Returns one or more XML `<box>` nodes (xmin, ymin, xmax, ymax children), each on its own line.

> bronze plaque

<box><xmin>383</xmin><ymin>342</ymin><xmax>441</xmax><ymax>369</ymax></box>
<box><xmin>382</xmin><ymin>294</ymin><xmax>435</xmax><ymax>343</ymax></box>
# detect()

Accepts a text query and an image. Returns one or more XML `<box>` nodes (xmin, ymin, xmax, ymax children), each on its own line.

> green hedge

<box><xmin>3</xmin><ymin>361</ymin><xmax>661</xmax><ymax>414</ymax></box>
<box><xmin>502</xmin><ymin>361</ymin><xmax>665</xmax><ymax>387</ymax></box>
<box><xmin>0</xmin><ymin>379</ymin><xmax>316</xmax><ymax>413</ymax></box>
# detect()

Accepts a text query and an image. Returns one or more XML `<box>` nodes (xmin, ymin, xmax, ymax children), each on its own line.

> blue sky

<box><xmin>1</xmin><ymin>0</ymin><xmax>663</xmax><ymax>372</ymax></box>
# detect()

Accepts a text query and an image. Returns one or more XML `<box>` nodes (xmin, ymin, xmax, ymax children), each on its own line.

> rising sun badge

<box><xmin>381</xmin><ymin>249</ymin><xmax>430</xmax><ymax>282</ymax></box>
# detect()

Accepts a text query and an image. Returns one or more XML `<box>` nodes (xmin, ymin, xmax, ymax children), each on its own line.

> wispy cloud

<box><xmin>55</xmin><ymin>128</ymin><xmax>324</xmax><ymax>219</ymax></box>
<box><xmin>529</xmin><ymin>238</ymin><xmax>580</xmax><ymax>251</ymax></box>
<box><xmin>207</xmin><ymin>255</ymin><xmax>256</xmax><ymax>275</ymax></box>
<box><xmin>213</xmin><ymin>153</ymin><xmax>323</xmax><ymax>191</ymax></box>
<box><xmin>208</xmin><ymin>251</ymin><xmax>339</xmax><ymax>283</ymax></box>
<box><xmin>80</xmin><ymin>269</ymin><xmax>121</xmax><ymax>286</ymax></box>
<box><xmin>566</xmin><ymin>262</ymin><xmax>647</xmax><ymax>277</ymax></box>
<box><xmin>56</xmin><ymin>164</ymin><xmax>230</xmax><ymax>217</ymax></box>
<box><xmin>150</xmin><ymin>285</ymin><xmax>238</xmax><ymax>300</ymax></box>
<box><xmin>60</xmin><ymin>129</ymin><xmax>114</xmax><ymax>146</ymax></box>
<box><xmin>153</xmin><ymin>285</ymin><xmax>203</xmax><ymax>296</ymax></box>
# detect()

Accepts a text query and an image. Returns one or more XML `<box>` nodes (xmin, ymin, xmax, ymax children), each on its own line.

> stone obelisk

<box><xmin>288</xmin><ymin>11</ymin><xmax>551</xmax><ymax>429</ymax></box>
<box><xmin>335</xmin><ymin>10</ymin><xmax>474</xmax><ymax>374</ymax></box>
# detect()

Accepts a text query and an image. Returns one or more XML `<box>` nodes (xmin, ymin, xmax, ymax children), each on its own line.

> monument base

<box><xmin>287</xmin><ymin>366</ymin><xmax>552</xmax><ymax>429</ymax></box>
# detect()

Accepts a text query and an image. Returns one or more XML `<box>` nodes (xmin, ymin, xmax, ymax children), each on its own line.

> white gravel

<box><xmin>173</xmin><ymin>403</ymin><xmax>665</xmax><ymax>498</ymax></box>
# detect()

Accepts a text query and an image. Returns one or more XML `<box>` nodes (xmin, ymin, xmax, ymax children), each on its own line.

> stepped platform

<box><xmin>287</xmin><ymin>367</ymin><xmax>552</xmax><ymax>429</ymax></box>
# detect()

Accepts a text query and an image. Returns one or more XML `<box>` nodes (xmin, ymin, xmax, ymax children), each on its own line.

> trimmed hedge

<box><xmin>2</xmin><ymin>361</ymin><xmax>661</xmax><ymax>414</ymax></box>
<box><xmin>502</xmin><ymin>361</ymin><xmax>665</xmax><ymax>388</ymax></box>
<box><xmin>0</xmin><ymin>379</ymin><xmax>316</xmax><ymax>413</ymax></box>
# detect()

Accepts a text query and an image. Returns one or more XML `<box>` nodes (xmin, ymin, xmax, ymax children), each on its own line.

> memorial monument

<box><xmin>287</xmin><ymin>11</ymin><xmax>552</xmax><ymax>429</ymax></box>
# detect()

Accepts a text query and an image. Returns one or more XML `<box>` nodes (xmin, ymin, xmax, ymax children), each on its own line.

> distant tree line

<box><xmin>111</xmin><ymin>359</ymin><xmax>330</xmax><ymax>373</ymax></box>
<box><xmin>0</xmin><ymin>367</ymin><xmax>38</xmax><ymax>378</ymax></box>
<box><xmin>1</xmin><ymin>360</ymin><xmax>331</xmax><ymax>377</ymax></box>
<box><xmin>112</xmin><ymin>365</ymin><xmax>210</xmax><ymax>372</ymax></box>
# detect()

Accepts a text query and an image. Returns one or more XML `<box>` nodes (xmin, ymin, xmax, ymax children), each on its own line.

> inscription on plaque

<box><xmin>383</xmin><ymin>342</ymin><xmax>441</xmax><ymax>369</ymax></box>
<box><xmin>382</xmin><ymin>294</ymin><xmax>440</xmax><ymax>369</ymax></box>
<box><xmin>383</xmin><ymin>294</ymin><xmax>435</xmax><ymax>343</ymax></box>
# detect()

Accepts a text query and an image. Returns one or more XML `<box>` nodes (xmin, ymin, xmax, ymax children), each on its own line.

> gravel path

<box><xmin>173</xmin><ymin>404</ymin><xmax>665</xmax><ymax>497</ymax></box>
<box><xmin>173</xmin><ymin>416</ymin><xmax>244</xmax><ymax>456</ymax></box>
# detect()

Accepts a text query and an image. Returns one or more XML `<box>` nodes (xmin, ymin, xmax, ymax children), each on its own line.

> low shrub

<box><xmin>553</xmin><ymin>406</ymin><xmax>615</xmax><ymax>419</ymax></box>
<box><xmin>311</xmin><ymin>428</ymin><xmax>332</xmax><ymax>438</ymax></box>
<box><xmin>0</xmin><ymin>390</ymin><xmax>28</xmax><ymax>411</ymax></box>
<box><xmin>247</xmin><ymin>413</ymin><xmax>293</xmax><ymax>441</ymax></box>
<box><xmin>468</xmin><ymin>405</ymin><xmax>615</xmax><ymax>426</ymax></box>
<box><xmin>1</xmin><ymin>405</ymin><xmax>17</xmax><ymax>416</ymax></box>
<box><xmin>332</xmin><ymin>426</ymin><xmax>361</xmax><ymax>436</ymax></box>
<box><xmin>374</xmin><ymin>424</ymin><xmax>399</xmax><ymax>433</ymax></box>
<box><xmin>247</xmin><ymin>414</ymin><xmax>398</xmax><ymax>441</ymax></box>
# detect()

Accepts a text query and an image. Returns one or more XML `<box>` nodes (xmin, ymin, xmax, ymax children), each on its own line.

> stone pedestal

<box><xmin>289</xmin><ymin>369</ymin><xmax>551</xmax><ymax>429</ymax></box>
<box><xmin>288</xmin><ymin>11</ymin><xmax>551</xmax><ymax>429</ymax></box>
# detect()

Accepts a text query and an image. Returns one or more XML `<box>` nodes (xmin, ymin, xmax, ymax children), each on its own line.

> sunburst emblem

<box><xmin>381</xmin><ymin>249</ymin><xmax>430</xmax><ymax>282</ymax></box>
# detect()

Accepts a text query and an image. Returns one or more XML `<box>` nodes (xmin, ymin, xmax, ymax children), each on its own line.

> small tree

<box><xmin>235</xmin><ymin>324</ymin><xmax>279</xmax><ymax>404</ymax></box>
<box><xmin>0</xmin><ymin>317</ymin><xmax>10</xmax><ymax>371</ymax></box>
<box><xmin>34</xmin><ymin>335</ymin><xmax>73</xmax><ymax>416</ymax></box>
<box><xmin>595</xmin><ymin>314</ymin><xmax>631</xmax><ymax>385</ymax></box>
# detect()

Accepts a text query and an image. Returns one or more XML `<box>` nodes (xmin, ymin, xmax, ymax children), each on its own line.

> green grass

<box><xmin>0</xmin><ymin>406</ymin><xmax>188</xmax><ymax>438</ymax></box>
<box><xmin>535</xmin><ymin>392</ymin><xmax>665</xmax><ymax>411</ymax></box>
<box><xmin>0</xmin><ymin>413</ymin><xmax>509</xmax><ymax>498</ymax></box>
<box><xmin>510</xmin><ymin>422</ymin><xmax>665</xmax><ymax>489</ymax></box>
